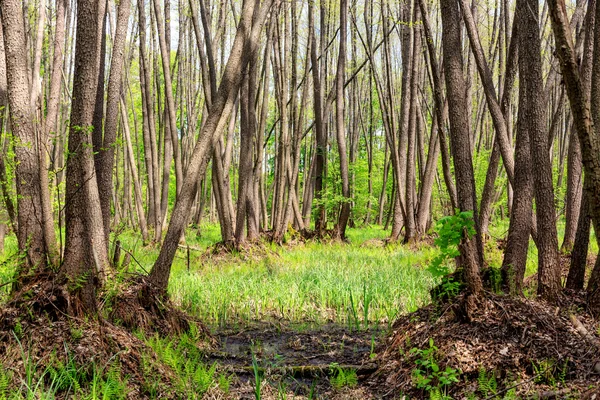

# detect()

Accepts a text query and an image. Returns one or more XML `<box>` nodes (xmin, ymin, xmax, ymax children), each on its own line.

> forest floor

<box><xmin>0</xmin><ymin>223</ymin><xmax>599</xmax><ymax>399</ymax></box>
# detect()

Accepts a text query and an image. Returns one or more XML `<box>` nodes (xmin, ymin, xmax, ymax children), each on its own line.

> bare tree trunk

<box><xmin>478</xmin><ymin>17</ymin><xmax>518</xmax><ymax>237</ymax></box>
<box><xmin>404</xmin><ymin>4</ymin><xmax>420</xmax><ymax>243</ymax></box>
<box><xmin>0</xmin><ymin>0</ymin><xmax>49</xmax><ymax>272</ymax></box>
<box><xmin>309</xmin><ymin>0</ymin><xmax>327</xmax><ymax>234</ymax></box>
<box><xmin>501</xmin><ymin>0</ymin><xmax>534</xmax><ymax>295</ymax></box>
<box><xmin>120</xmin><ymin>99</ymin><xmax>149</xmax><ymax>241</ymax></box>
<box><xmin>520</xmin><ymin>0</ymin><xmax>561</xmax><ymax>301</ymax></box>
<box><xmin>440</xmin><ymin>0</ymin><xmax>484</xmax><ymax>296</ymax></box>
<box><xmin>138</xmin><ymin>0</ymin><xmax>162</xmax><ymax>241</ymax></box>
<box><xmin>417</xmin><ymin>0</ymin><xmax>458</xmax><ymax>210</ymax></box>
<box><xmin>152</xmin><ymin>0</ymin><xmax>183</xmax><ymax>196</ymax></box>
<box><xmin>92</xmin><ymin>0</ymin><xmax>108</xmax><ymax>239</ymax></box>
<box><xmin>562</xmin><ymin>0</ymin><xmax>595</xmax><ymax>252</ymax></box>
<box><xmin>334</xmin><ymin>0</ymin><xmax>350</xmax><ymax>240</ymax></box>
<box><xmin>96</xmin><ymin>0</ymin><xmax>131</xmax><ymax>244</ymax></box>
<box><xmin>27</xmin><ymin>0</ymin><xmax>60</xmax><ymax>268</ymax></box>
<box><xmin>62</xmin><ymin>0</ymin><xmax>110</xmax><ymax>314</ymax></box>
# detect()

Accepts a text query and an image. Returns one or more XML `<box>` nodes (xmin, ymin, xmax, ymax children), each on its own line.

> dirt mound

<box><xmin>0</xmin><ymin>275</ymin><xmax>212</xmax><ymax>398</ymax></box>
<box><xmin>107</xmin><ymin>275</ymin><xmax>212</xmax><ymax>340</ymax></box>
<box><xmin>371</xmin><ymin>293</ymin><xmax>600</xmax><ymax>398</ymax></box>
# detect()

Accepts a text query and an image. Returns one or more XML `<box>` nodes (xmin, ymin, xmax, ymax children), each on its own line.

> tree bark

<box><xmin>440</xmin><ymin>0</ymin><xmax>484</xmax><ymax>296</ymax></box>
<box><xmin>152</xmin><ymin>0</ymin><xmax>183</xmax><ymax>196</ymax></box>
<box><xmin>501</xmin><ymin>0</ymin><xmax>534</xmax><ymax>295</ymax></box>
<box><xmin>334</xmin><ymin>0</ymin><xmax>351</xmax><ymax>240</ymax></box>
<box><xmin>97</xmin><ymin>0</ymin><xmax>131</xmax><ymax>244</ymax></box>
<box><xmin>62</xmin><ymin>0</ymin><xmax>110</xmax><ymax>313</ymax></box>
<box><xmin>0</xmin><ymin>0</ymin><xmax>49</xmax><ymax>271</ymax></box>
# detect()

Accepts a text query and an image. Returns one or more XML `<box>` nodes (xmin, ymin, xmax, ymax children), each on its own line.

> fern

<box><xmin>478</xmin><ymin>367</ymin><xmax>497</xmax><ymax>396</ymax></box>
<box><xmin>0</xmin><ymin>367</ymin><xmax>10</xmax><ymax>400</ymax></box>
<box><xmin>101</xmin><ymin>363</ymin><xmax>128</xmax><ymax>400</ymax></box>
<box><xmin>218</xmin><ymin>373</ymin><xmax>231</xmax><ymax>393</ymax></box>
<box><xmin>429</xmin><ymin>387</ymin><xmax>442</xmax><ymax>400</ymax></box>
<box><xmin>329</xmin><ymin>364</ymin><xmax>358</xmax><ymax>389</ymax></box>
<box><xmin>193</xmin><ymin>362</ymin><xmax>217</xmax><ymax>394</ymax></box>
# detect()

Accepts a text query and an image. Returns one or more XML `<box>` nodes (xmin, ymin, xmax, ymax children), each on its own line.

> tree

<box><xmin>548</xmin><ymin>0</ymin><xmax>600</xmax><ymax>312</ymax></box>
<box><xmin>501</xmin><ymin>0</ymin><xmax>534</xmax><ymax>295</ymax></box>
<box><xmin>61</xmin><ymin>0</ymin><xmax>110</xmax><ymax>313</ymax></box>
<box><xmin>440</xmin><ymin>0</ymin><xmax>484</xmax><ymax>296</ymax></box>
<box><xmin>0</xmin><ymin>0</ymin><xmax>49</xmax><ymax>273</ymax></box>
<box><xmin>96</xmin><ymin>0</ymin><xmax>132</xmax><ymax>244</ymax></box>
<box><xmin>150</xmin><ymin>0</ymin><xmax>274</xmax><ymax>292</ymax></box>
<box><xmin>334</xmin><ymin>0</ymin><xmax>351</xmax><ymax>240</ymax></box>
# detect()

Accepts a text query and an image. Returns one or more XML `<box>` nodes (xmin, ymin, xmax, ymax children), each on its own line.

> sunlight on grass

<box><xmin>168</xmin><ymin>226</ymin><xmax>437</xmax><ymax>327</ymax></box>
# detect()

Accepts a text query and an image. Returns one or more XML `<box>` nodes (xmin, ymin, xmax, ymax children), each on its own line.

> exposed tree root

<box><xmin>0</xmin><ymin>275</ymin><xmax>180</xmax><ymax>398</ymax></box>
<box><xmin>0</xmin><ymin>273</ymin><xmax>213</xmax><ymax>398</ymax></box>
<box><xmin>106</xmin><ymin>276</ymin><xmax>213</xmax><ymax>340</ymax></box>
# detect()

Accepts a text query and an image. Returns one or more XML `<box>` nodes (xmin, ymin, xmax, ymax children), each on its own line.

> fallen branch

<box><xmin>222</xmin><ymin>363</ymin><xmax>378</xmax><ymax>378</ymax></box>
<box><xmin>569</xmin><ymin>314</ymin><xmax>600</xmax><ymax>349</ymax></box>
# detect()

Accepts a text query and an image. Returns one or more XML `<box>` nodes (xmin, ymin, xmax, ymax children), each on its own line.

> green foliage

<box><xmin>0</xmin><ymin>366</ymin><xmax>10</xmax><ymax>400</ymax></box>
<box><xmin>532</xmin><ymin>359</ymin><xmax>569</xmax><ymax>387</ymax></box>
<box><xmin>328</xmin><ymin>363</ymin><xmax>358</xmax><ymax>389</ymax></box>
<box><xmin>46</xmin><ymin>353</ymin><xmax>86</xmax><ymax>393</ymax></box>
<box><xmin>217</xmin><ymin>373</ymin><xmax>231</xmax><ymax>393</ymax></box>
<box><xmin>477</xmin><ymin>368</ymin><xmax>497</xmax><ymax>397</ymax></box>
<box><xmin>429</xmin><ymin>211</ymin><xmax>476</xmax><ymax>278</ymax></box>
<box><xmin>410</xmin><ymin>339</ymin><xmax>459</xmax><ymax>399</ymax></box>
<box><xmin>86</xmin><ymin>363</ymin><xmax>128</xmax><ymax>400</ymax></box>
<box><xmin>169</xmin><ymin>225</ymin><xmax>436</xmax><ymax>327</ymax></box>
<box><xmin>143</xmin><ymin>332</ymin><xmax>219</xmax><ymax>397</ymax></box>
<box><xmin>252</xmin><ymin>352</ymin><xmax>263</xmax><ymax>400</ymax></box>
<box><xmin>427</xmin><ymin>212</ymin><xmax>474</xmax><ymax>301</ymax></box>
<box><xmin>487</xmin><ymin>266</ymin><xmax>502</xmax><ymax>294</ymax></box>
<box><xmin>67</xmin><ymin>271</ymin><xmax>91</xmax><ymax>292</ymax></box>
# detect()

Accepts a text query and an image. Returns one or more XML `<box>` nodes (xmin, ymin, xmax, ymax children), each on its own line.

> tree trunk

<box><xmin>96</xmin><ymin>0</ymin><xmax>131</xmax><ymax>244</ymax></box>
<box><xmin>309</xmin><ymin>0</ymin><xmax>327</xmax><ymax>234</ymax></box>
<box><xmin>440</xmin><ymin>0</ymin><xmax>484</xmax><ymax>296</ymax></box>
<box><xmin>562</xmin><ymin>0</ymin><xmax>595</xmax><ymax>252</ymax></box>
<box><xmin>152</xmin><ymin>0</ymin><xmax>183</xmax><ymax>197</ymax></box>
<box><xmin>138</xmin><ymin>0</ymin><xmax>162</xmax><ymax>241</ymax></box>
<box><xmin>62</xmin><ymin>0</ymin><xmax>110</xmax><ymax>314</ymax></box>
<box><xmin>524</xmin><ymin>0</ymin><xmax>561</xmax><ymax>301</ymax></box>
<box><xmin>150</xmin><ymin>0</ymin><xmax>273</xmax><ymax>292</ymax></box>
<box><xmin>501</xmin><ymin>0</ymin><xmax>534</xmax><ymax>295</ymax></box>
<box><xmin>334</xmin><ymin>0</ymin><xmax>350</xmax><ymax>240</ymax></box>
<box><xmin>0</xmin><ymin>0</ymin><xmax>49</xmax><ymax>272</ymax></box>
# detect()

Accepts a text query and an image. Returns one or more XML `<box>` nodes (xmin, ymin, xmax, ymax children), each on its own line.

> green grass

<box><xmin>86</xmin><ymin>223</ymin><xmax>436</xmax><ymax>328</ymax></box>
<box><xmin>0</xmin><ymin>220</ymin><xmax>596</xmax><ymax>398</ymax></box>
<box><xmin>169</xmin><ymin>232</ymin><xmax>437</xmax><ymax>327</ymax></box>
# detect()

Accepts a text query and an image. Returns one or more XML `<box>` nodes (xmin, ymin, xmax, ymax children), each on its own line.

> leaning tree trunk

<box><xmin>547</xmin><ymin>0</ymin><xmax>600</xmax><ymax>313</ymax></box>
<box><xmin>565</xmin><ymin>0</ymin><xmax>596</xmax><ymax>286</ymax></box>
<box><xmin>150</xmin><ymin>0</ymin><xmax>273</xmax><ymax>293</ymax></box>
